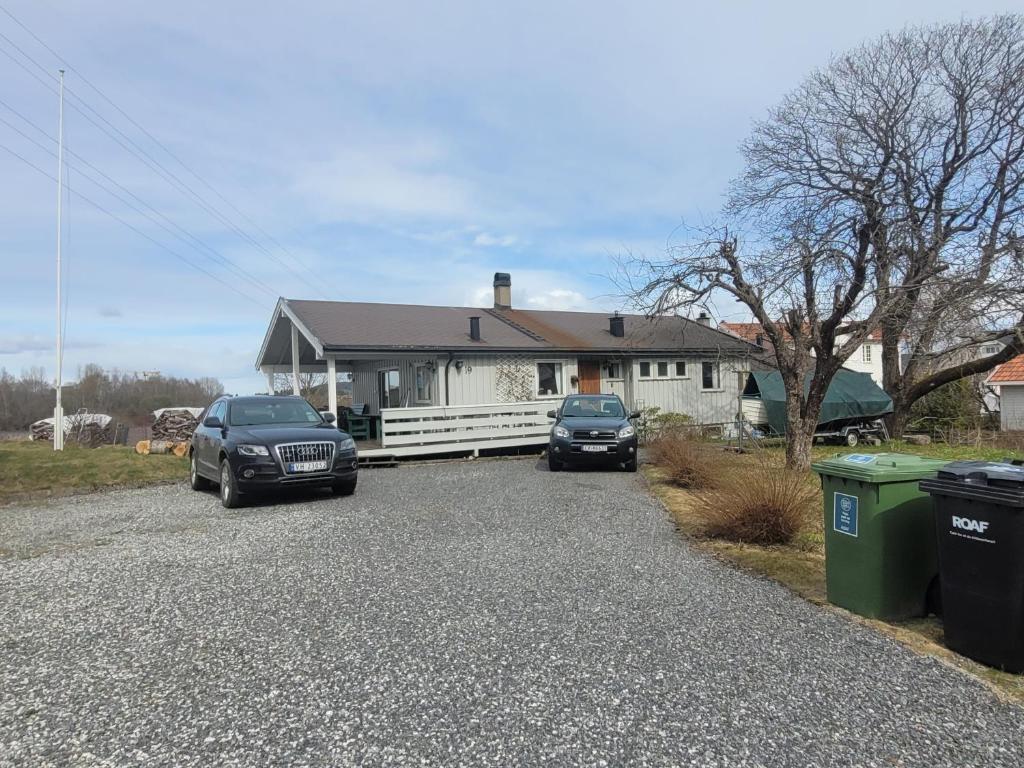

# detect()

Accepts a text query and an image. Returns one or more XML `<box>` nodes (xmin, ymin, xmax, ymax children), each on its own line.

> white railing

<box><xmin>379</xmin><ymin>401</ymin><xmax>554</xmax><ymax>451</ymax></box>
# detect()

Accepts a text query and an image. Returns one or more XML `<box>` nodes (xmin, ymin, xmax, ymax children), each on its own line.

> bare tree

<box><xmin>623</xmin><ymin>218</ymin><xmax>926</xmax><ymax>470</ymax></box>
<box><xmin>733</xmin><ymin>16</ymin><xmax>1024</xmax><ymax>437</ymax></box>
<box><xmin>270</xmin><ymin>372</ymin><xmax>328</xmax><ymax>404</ymax></box>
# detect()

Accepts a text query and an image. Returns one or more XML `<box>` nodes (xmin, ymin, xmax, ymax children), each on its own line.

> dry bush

<box><xmin>693</xmin><ymin>454</ymin><xmax>819</xmax><ymax>545</ymax></box>
<box><xmin>648</xmin><ymin>434</ymin><xmax>719</xmax><ymax>489</ymax></box>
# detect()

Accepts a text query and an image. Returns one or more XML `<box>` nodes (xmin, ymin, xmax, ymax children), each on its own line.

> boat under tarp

<box><xmin>742</xmin><ymin>369</ymin><xmax>893</xmax><ymax>435</ymax></box>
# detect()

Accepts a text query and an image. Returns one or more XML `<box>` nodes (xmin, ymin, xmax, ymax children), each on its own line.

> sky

<box><xmin>2</xmin><ymin>1</ymin><xmax>1022</xmax><ymax>394</ymax></box>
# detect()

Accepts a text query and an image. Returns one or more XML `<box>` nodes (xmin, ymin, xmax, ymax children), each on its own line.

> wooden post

<box><xmin>327</xmin><ymin>357</ymin><xmax>338</xmax><ymax>417</ymax></box>
<box><xmin>290</xmin><ymin>323</ymin><xmax>301</xmax><ymax>396</ymax></box>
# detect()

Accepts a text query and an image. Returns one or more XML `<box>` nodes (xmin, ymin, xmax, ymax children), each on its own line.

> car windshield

<box><xmin>560</xmin><ymin>396</ymin><xmax>624</xmax><ymax>418</ymax></box>
<box><xmin>228</xmin><ymin>399</ymin><xmax>323</xmax><ymax>426</ymax></box>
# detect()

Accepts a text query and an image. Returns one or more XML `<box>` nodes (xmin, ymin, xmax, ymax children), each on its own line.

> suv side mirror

<box><xmin>546</xmin><ymin>410</ymin><xmax>557</xmax><ymax>419</ymax></box>
<box><xmin>629</xmin><ymin>411</ymin><xmax>641</xmax><ymax>420</ymax></box>
<box><xmin>322</xmin><ymin>412</ymin><xmax>337</xmax><ymax>424</ymax></box>
<box><xmin>203</xmin><ymin>415</ymin><xmax>223</xmax><ymax>429</ymax></box>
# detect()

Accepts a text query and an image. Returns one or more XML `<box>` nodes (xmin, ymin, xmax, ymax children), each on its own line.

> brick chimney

<box><xmin>493</xmin><ymin>272</ymin><xmax>511</xmax><ymax>309</ymax></box>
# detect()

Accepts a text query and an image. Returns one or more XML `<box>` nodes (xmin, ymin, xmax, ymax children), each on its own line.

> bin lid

<box><xmin>933</xmin><ymin>460</ymin><xmax>1024</xmax><ymax>487</ymax></box>
<box><xmin>920</xmin><ymin>460</ymin><xmax>1024</xmax><ymax>506</ymax></box>
<box><xmin>811</xmin><ymin>452</ymin><xmax>948</xmax><ymax>483</ymax></box>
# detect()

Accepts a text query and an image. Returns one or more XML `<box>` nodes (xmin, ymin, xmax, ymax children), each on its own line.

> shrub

<box><xmin>649</xmin><ymin>434</ymin><xmax>718</xmax><ymax>489</ymax></box>
<box><xmin>692</xmin><ymin>455</ymin><xmax>819</xmax><ymax>545</ymax></box>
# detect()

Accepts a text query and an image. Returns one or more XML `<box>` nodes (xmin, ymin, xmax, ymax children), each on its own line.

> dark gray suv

<box><xmin>546</xmin><ymin>394</ymin><xmax>640</xmax><ymax>472</ymax></box>
<box><xmin>190</xmin><ymin>395</ymin><xmax>358</xmax><ymax>507</ymax></box>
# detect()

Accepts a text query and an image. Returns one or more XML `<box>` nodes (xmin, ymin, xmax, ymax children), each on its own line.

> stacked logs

<box><xmin>29</xmin><ymin>414</ymin><xmax>113</xmax><ymax>447</ymax></box>
<box><xmin>152</xmin><ymin>409</ymin><xmax>200</xmax><ymax>441</ymax></box>
<box><xmin>30</xmin><ymin>420</ymin><xmax>55</xmax><ymax>442</ymax></box>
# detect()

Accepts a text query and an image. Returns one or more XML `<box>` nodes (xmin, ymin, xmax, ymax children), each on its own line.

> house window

<box><xmin>603</xmin><ymin>362</ymin><xmax>622</xmax><ymax>379</ymax></box>
<box><xmin>639</xmin><ymin>361</ymin><xmax>652</xmax><ymax>378</ymax></box>
<box><xmin>414</xmin><ymin>364</ymin><xmax>432</xmax><ymax>403</ymax></box>
<box><xmin>675</xmin><ymin>361</ymin><xmax>687</xmax><ymax>377</ymax></box>
<box><xmin>982</xmin><ymin>345</ymin><xmax>999</xmax><ymax>356</ymax></box>
<box><xmin>862</xmin><ymin>345</ymin><xmax>872</xmax><ymax>363</ymax></box>
<box><xmin>536</xmin><ymin>362</ymin><xmax>564</xmax><ymax>396</ymax></box>
<box><xmin>377</xmin><ymin>368</ymin><xmax>400</xmax><ymax>409</ymax></box>
<box><xmin>701</xmin><ymin>361</ymin><xmax>720</xmax><ymax>390</ymax></box>
<box><xmin>657</xmin><ymin>361</ymin><xmax>669</xmax><ymax>378</ymax></box>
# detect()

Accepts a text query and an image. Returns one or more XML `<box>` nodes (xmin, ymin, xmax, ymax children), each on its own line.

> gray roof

<box><xmin>258</xmin><ymin>298</ymin><xmax>761</xmax><ymax>367</ymax></box>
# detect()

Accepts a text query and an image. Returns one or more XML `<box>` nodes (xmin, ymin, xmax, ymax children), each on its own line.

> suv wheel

<box><xmin>190</xmin><ymin>452</ymin><xmax>211</xmax><ymax>491</ymax></box>
<box><xmin>547</xmin><ymin>452</ymin><xmax>562</xmax><ymax>472</ymax></box>
<box><xmin>624</xmin><ymin>458</ymin><xmax>638</xmax><ymax>473</ymax></box>
<box><xmin>219</xmin><ymin>459</ymin><xmax>242</xmax><ymax>508</ymax></box>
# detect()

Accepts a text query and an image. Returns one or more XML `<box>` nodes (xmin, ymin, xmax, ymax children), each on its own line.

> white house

<box><xmin>721</xmin><ymin>322</ymin><xmax>884</xmax><ymax>386</ymax></box>
<box><xmin>255</xmin><ymin>273</ymin><xmax>766</xmax><ymax>427</ymax></box>
<box><xmin>987</xmin><ymin>354</ymin><xmax>1024</xmax><ymax>430</ymax></box>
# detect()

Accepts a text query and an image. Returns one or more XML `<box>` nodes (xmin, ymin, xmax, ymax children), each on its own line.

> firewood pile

<box><xmin>29</xmin><ymin>413</ymin><xmax>114</xmax><ymax>448</ymax></box>
<box><xmin>151</xmin><ymin>408</ymin><xmax>202</xmax><ymax>441</ymax></box>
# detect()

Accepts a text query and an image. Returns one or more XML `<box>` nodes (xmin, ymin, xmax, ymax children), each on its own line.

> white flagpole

<box><xmin>54</xmin><ymin>69</ymin><xmax>64</xmax><ymax>451</ymax></box>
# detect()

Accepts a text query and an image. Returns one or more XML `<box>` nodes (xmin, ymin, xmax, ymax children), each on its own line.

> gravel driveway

<box><xmin>1</xmin><ymin>458</ymin><xmax>1022</xmax><ymax>767</ymax></box>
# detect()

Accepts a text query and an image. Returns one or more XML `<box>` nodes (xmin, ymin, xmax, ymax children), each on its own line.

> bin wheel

<box><xmin>926</xmin><ymin>575</ymin><xmax>942</xmax><ymax>617</ymax></box>
<box><xmin>845</xmin><ymin>431</ymin><xmax>860</xmax><ymax>447</ymax></box>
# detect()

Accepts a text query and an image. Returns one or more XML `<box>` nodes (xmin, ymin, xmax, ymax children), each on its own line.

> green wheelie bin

<box><xmin>811</xmin><ymin>453</ymin><xmax>948</xmax><ymax>620</ymax></box>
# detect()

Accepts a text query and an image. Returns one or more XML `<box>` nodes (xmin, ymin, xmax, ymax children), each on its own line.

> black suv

<box><xmin>546</xmin><ymin>394</ymin><xmax>640</xmax><ymax>472</ymax></box>
<box><xmin>189</xmin><ymin>395</ymin><xmax>358</xmax><ymax>507</ymax></box>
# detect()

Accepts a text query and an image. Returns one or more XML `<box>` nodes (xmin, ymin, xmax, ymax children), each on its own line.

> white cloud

<box><xmin>473</xmin><ymin>232</ymin><xmax>518</xmax><ymax>247</ymax></box>
<box><xmin>292</xmin><ymin>139</ymin><xmax>477</xmax><ymax>222</ymax></box>
<box><xmin>0</xmin><ymin>334</ymin><xmax>52</xmax><ymax>355</ymax></box>
<box><xmin>525</xmin><ymin>289</ymin><xmax>590</xmax><ymax>311</ymax></box>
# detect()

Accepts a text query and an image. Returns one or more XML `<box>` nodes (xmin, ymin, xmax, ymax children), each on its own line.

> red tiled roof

<box><xmin>989</xmin><ymin>353</ymin><xmax>1024</xmax><ymax>383</ymax></box>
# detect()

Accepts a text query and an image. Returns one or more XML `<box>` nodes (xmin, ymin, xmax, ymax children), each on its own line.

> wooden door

<box><xmin>577</xmin><ymin>361</ymin><xmax>601</xmax><ymax>394</ymax></box>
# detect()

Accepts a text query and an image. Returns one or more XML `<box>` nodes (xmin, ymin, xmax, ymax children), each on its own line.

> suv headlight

<box><xmin>338</xmin><ymin>437</ymin><xmax>356</xmax><ymax>452</ymax></box>
<box><xmin>617</xmin><ymin>424</ymin><xmax>635</xmax><ymax>439</ymax></box>
<box><xmin>237</xmin><ymin>444</ymin><xmax>269</xmax><ymax>456</ymax></box>
<box><xmin>553</xmin><ymin>425</ymin><xmax>570</xmax><ymax>439</ymax></box>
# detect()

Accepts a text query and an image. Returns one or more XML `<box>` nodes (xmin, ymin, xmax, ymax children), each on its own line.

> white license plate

<box><xmin>581</xmin><ymin>445</ymin><xmax>608</xmax><ymax>453</ymax></box>
<box><xmin>287</xmin><ymin>460</ymin><xmax>328</xmax><ymax>473</ymax></box>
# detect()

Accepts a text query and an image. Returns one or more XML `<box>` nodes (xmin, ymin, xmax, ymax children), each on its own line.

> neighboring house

<box><xmin>255</xmin><ymin>273</ymin><xmax>766</xmax><ymax>425</ymax></box>
<box><xmin>721</xmin><ymin>322</ymin><xmax>885</xmax><ymax>387</ymax></box>
<box><xmin>986</xmin><ymin>354</ymin><xmax>1024</xmax><ymax>430</ymax></box>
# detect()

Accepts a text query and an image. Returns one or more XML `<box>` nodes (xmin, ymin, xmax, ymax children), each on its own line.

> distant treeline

<box><xmin>0</xmin><ymin>365</ymin><xmax>223</xmax><ymax>432</ymax></box>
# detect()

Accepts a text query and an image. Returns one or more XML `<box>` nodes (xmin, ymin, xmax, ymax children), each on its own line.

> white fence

<box><xmin>375</xmin><ymin>401</ymin><xmax>554</xmax><ymax>456</ymax></box>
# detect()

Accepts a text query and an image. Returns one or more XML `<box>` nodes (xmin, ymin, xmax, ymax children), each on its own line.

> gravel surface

<box><xmin>1</xmin><ymin>458</ymin><xmax>1022</xmax><ymax>767</ymax></box>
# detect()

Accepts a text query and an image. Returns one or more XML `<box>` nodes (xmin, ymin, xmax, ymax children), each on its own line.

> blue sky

<box><xmin>2</xmin><ymin>0</ymin><xmax>1020</xmax><ymax>394</ymax></box>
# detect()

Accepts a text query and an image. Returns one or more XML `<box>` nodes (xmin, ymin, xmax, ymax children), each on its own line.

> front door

<box><xmin>577</xmin><ymin>361</ymin><xmax>601</xmax><ymax>394</ymax></box>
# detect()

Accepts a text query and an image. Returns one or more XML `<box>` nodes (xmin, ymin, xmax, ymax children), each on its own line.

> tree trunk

<box><xmin>784</xmin><ymin>389</ymin><xmax>816</xmax><ymax>472</ymax></box>
<box><xmin>888</xmin><ymin>402</ymin><xmax>911</xmax><ymax>441</ymax></box>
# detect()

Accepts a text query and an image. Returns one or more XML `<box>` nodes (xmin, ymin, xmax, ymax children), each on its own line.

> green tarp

<box><xmin>743</xmin><ymin>369</ymin><xmax>893</xmax><ymax>435</ymax></box>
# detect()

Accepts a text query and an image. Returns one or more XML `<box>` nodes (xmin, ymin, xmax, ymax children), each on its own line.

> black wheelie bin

<box><xmin>920</xmin><ymin>460</ymin><xmax>1024</xmax><ymax>672</ymax></box>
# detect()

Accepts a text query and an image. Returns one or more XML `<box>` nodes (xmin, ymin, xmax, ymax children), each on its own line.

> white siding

<box><xmin>1001</xmin><ymin>385</ymin><xmax>1024</xmax><ymax>431</ymax></box>
<box><xmin>842</xmin><ymin>340</ymin><xmax>884</xmax><ymax>386</ymax></box>
<box><xmin>627</xmin><ymin>357</ymin><xmax>749</xmax><ymax>424</ymax></box>
<box><xmin>346</xmin><ymin>353</ymin><xmax>752</xmax><ymax>426</ymax></box>
<box><xmin>445</xmin><ymin>355</ymin><xmax>578</xmax><ymax>406</ymax></box>
<box><xmin>350</xmin><ymin>358</ymin><xmax>440</xmax><ymax>414</ymax></box>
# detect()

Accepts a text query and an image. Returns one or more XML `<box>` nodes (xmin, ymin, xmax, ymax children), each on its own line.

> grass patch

<box><xmin>644</xmin><ymin>448</ymin><xmax>1024</xmax><ymax>705</ymax></box>
<box><xmin>806</xmin><ymin>439</ymin><xmax>1023</xmax><ymax>464</ymax></box>
<box><xmin>0</xmin><ymin>440</ymin><xmax>186</xmax><ymax>505</ymax></box>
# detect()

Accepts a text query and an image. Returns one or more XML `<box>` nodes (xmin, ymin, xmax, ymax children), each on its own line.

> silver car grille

<box><xmin>276</xmin><ymin>442</ymin><xmax>335</xmax><ymax>472</ymax></box>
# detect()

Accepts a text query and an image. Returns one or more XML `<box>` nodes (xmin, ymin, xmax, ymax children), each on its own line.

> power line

<box><xmin>0</xmin><ymin>104</ymin><xmax>281</xmax><ymax>299</ymax></box>
<box><xmin>0</xmin><ymin>140</ymin><xmax>267</xmax><ymax>308</ymax></box>
<box><xmin>0</xmin><ymin>13</ymin><xmax>333</xmax><ymax>299</ymax></box>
